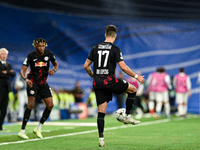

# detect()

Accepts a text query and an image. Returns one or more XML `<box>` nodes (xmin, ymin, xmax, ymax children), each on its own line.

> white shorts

<box><xmin>176</xmin><ymin>92</ymin><xmax>188</xmax><ymax>104</ymax></box>
<box><xmin>155</xmin><ymin>91</ymin><xmax>169</xmax><ymax>103</ymax></box>
<box><xmin>149</xmin><ymin>91</ymin><xmax>156</xmax><ymax>101</ymax></box>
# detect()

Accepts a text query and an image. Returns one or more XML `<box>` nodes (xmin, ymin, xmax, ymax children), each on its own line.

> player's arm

<box><xmin>118</xmin><ymin>61</ymin><xmax>145</xmax><ymax>84</ymax></box>
<box><xmin>84</xmin><ymin>58</ymin><xmax>93</xmax><ymax>78</ymax></box>
<box><xmin>20</xmin><ymin>65</ymin><xmax>32</xmax><ymax>88</ymax></box>
<box><xmin>187</xmin><ymin>76</ymin><xmax>192</xmax><ymax>97</ymax></box>
<box><xmin>165</xmin><ymin>75</ymin><xmax>172</xmax><ymax>90</ymax></box>
<box><xmin>49</xmin><ymin>60</ymin><xmax>59</xmax><ymax>76</ymax></box>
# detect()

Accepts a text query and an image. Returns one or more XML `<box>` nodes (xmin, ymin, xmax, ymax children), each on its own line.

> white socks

<box><xmin>37</xmin><ymin>123</ymin><xmax>43</xmax><ymax>130</ymax></box>
<box><xmin>20</xmin><ymin>129</ymin><xmax>25</xmax><ymax>133</ymax></box>
<box><xmin>164</xmin><ymin>103</ymin><xmax>170</xmax><ymax>116</ymax></box>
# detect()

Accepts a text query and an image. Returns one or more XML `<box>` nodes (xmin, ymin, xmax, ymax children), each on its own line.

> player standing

<box><xmin>18</xmin><ymin>38</ymin><xmax>59</xmax><ymax>139</ymax></box>
<box><xmin>154</xmin><ymin>67</ymin><xmax>172</xmax><ymax>118</ymax></box>
<box><xmin>146</xmin><ymin>68</ymin><xmax>160</xmax><ymax>116</ymax></box>
<box><xmin>84</xmin><ymin>25</ymin><xmax>145</xmax><ymax>147</ymax></box>
<box><xmin>173</xmin><ymin>68</ymin><xmax>191</xmax><ymax>117</ymax></box>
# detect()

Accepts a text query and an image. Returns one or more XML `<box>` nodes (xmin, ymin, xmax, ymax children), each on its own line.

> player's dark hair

<box><xmin>105</xmin><ymin>25</ymin><xmax>117</xmax><ymax>38</ymax></box>
<box><xmin>159</xmin><ymin>67</ymin><xmax>165</xmax><ymax>73</ymax></box>
<box><xmin>179</xmin><ymin>67</ymin><xmax>185</xmax><ymax>72</ymax></box>
<box><xmin>32</xmin><ymin>38</ymin><xmax>48</xmax><ymax>47</ymax></box>
<box><xmin>156</xmin><ymin>68</ymin><xmax>161</xmax><ymax>72</ymax></box>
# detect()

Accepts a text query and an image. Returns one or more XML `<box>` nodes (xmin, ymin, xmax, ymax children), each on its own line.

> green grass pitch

<box><xmin>0</xmin><ymin>114</ymin><xmax>200</xmax><ymax>150</ymax></box>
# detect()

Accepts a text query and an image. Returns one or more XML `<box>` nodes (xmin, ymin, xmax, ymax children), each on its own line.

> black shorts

<box><xmin>27</xmin><ymin>83</ymin><xmax>52</xmax><ymax>99</ymax></box>
<box><xmin>94</xmin><ymin>79</ymin><xmax>128</xmax><ymax>106</ymax></box>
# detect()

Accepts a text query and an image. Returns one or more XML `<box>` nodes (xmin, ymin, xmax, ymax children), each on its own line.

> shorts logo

<box><xmin>44</xmin><ymin>56</ymin><xmax>49</xmax><ymax>61</ymax></box>
<box><xmin>30</xmin><ymin>90</ymin><xmax>35</xmax><ymax>95</ymax></box>
<box><xmin>122</xmin><ymin>79</ymin><xmax>127</xmax><ymax>83</ymax></box>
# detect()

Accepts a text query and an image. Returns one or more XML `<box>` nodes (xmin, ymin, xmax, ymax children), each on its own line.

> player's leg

<box><xmin>94</xmin><ymin>89</ymin><xmax>110</xmax><ymax>147</ymax></box>
<box><xmin>18</xmin><ymin>96</ymin><xmax>35</xmax><ymax>139</ymax></box>
<box><xmin>33</xmin><ymin>97</ymin><xmax>53</xmax><ymax>138</ymax></box>
<box><xmin>124</xmin><ymin>83</ymin><xmax>140</xmax><ymax>125</ymax></box>
<box><xmin>176</xmin><ymin>93</ymin><xmax>183</xmax><ymax>116</ymax></box>
<box><xmin>40</xmin><ymin>97</ymin><xmax>53</xmax><ymax>126</ymax></box>
<box><xmin>163</xmin><ymin>91</ymin><xmax>170</xmax><ymax>118</ymax></box>
<box><xmin>148</xmin><ymin>91</ymin><xmax>155</xmax><ymax>116</ymax></box>
<box><xmin>34</xmin><ymin>85</ymin><xmax>54</xmax><ymax>138</ymax></box>
<box><xmin>97</xmin><ymin>101</ymin><xmax>107</xmax><ymax>147</ymax></box>
<box><xmin>155</xmin><ymin>92</ymin><xmax>162</xmax><ymax>118</ymax></box>
<box><xmin>182</xmin><ymin>93</ymin><xmax>188</xmax><ymax>116</ymax></box>
<box><xmin>125</xmin><ymin>83</ymin><xmax>136</xmax><ymax>114</ymax></box>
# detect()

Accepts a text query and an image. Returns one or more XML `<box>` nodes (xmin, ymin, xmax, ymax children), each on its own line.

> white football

<box><xmin>115</xmin><ymin>108</ymin><xmax>126</xmax><ymax>122</ymax></box>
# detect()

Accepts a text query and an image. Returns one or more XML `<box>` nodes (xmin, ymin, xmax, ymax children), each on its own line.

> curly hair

<box><xmin>32</xmin><ymin>38</ymin><xmax>48</xmax><ymax>47</ymax></box>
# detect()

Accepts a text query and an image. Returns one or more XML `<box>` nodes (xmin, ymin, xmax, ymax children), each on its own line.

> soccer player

<box><xmin>146</xmin><ymin>68</ymin><xmax>160</xmax><ymax>116</ymax></box>
<box><xmin>18</xmin><ymin>38</ymin><xmax>59</xmax><ymax>139</ymax></box>
<box><xmin>84</xmin><ymin>25</ymin><xmax>145</xmax><ymax>147</ymax></box>
<box><xmin>154</xmin><ymin>67</ymin><xmax>172</xmax><ymax>118</ymax></box>
<box><xmin>173</xmin><ymin>68</ymin><xmax>191</xmax><ymax>117</ymax></box>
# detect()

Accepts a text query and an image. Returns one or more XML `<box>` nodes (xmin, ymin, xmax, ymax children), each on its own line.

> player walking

<box><xmin>18</xmin><ymin>38</ymin><xmax>59</xmax><ymax>139</ymax></box>
<box><xmin>84</xmin><ymin>25</ymin><xmax>145</xmax><ymax>147</ymax></box>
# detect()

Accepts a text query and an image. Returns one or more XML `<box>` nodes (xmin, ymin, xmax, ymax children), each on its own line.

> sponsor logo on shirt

<box><xmin>35</xmin><ymin>61</ymin><xmax>47</xmax><ymax>67</ymax></box>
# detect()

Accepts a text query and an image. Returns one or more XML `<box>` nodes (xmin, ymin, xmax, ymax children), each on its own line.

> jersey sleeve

<box><xmin>50</xmin><ymin>51</ymin><xmax>56</xmax><ymax>62</ymax></box>
<box><xmin>87</xmin><ymin>46</ymin><xmax>95</xmax><ymax>61</ymax></box>
<box><xmin>115</xmin><ymin>47</ymin><xmax>124</xmax><ymax>62</ymax></box>
<box><xmin>23</xmin><ymin>54</ymin><xmax>31</xmax><ymax>67</ymax></box>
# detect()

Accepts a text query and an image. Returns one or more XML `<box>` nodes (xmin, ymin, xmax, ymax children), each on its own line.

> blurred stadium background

<box><xmin>0</xmin><ymin>0</ymin><xmax>200</xmax><ymax>114</ymax></box>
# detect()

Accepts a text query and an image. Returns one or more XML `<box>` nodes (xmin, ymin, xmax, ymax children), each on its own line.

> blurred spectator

<box><xmin>72</xmin><ymin>81</ymin><xmax>84</xmax><ymax>103</ymax></box>
<box><xmin>15</xmin><ymin>73</ymin><xmax>28</xmax><ymax>121</ymax></box>
<box><xmin>86</xmin><ymin>88</ymin><xmax>97</xmax><ymax>108</ymax></box>
<box><xmin>114</xmin><ymin>72</ymin><xmax>126</xmax><ymax>109</ymax></box>
<box><xmin>173</xmin><ymin>68</ymin><xmax>192</xmax><ymax>117</ymax></box>
<box><xmin>49</xmin><ymin>88</ymin><xmax>60</xmax><ymax>120</ymax></box>
<box><xmin>0</xmin><ymin>48</ymin><xmax>16</xmax><ymax>131</ymax></box>
<box><xmin>51</xmin><ymin>88</ymin><xmax>59</xmax><ymax>108</ymax></box>
<box><xmin>58</xmin><ymin>89</ymin><xmax>75</xmax><ymax>109</ymax></box>
<box><xmin>86</xmin><ymin>88</ymin><xmax>97</xmax><ymax>117</ymax></box>
<box><xmin>155</xmin><ymin>67</ymin><xmax>172</xmax><ymax>118</ymax></box>
<box><xmin>6</xmin><ymin>91</ymin><xmax>17</xmax><ymax>122</ymax></box>
<box><xmin>146</xmin><ymin>68</ymin><xmax>160</xmax><ymax>116</ymax></box>
<box><xmin>58</xmin><ymin>89</ymin><xmax>65</xmax><ymax>109</ymax></box>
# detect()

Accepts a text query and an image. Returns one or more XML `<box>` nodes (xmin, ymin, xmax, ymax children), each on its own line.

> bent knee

<box><xmin>27</xmin><ymin>103</ymin><xmax>34</xmax><ymax>110</ymax></box>
<box><xmin>129</xmin><ymin>87</ymin><xmax>137</xmax><ymax>93</ymax></box>
<box><xmin>126</xmin><ymin>84</ymin><xmax>137</xmax><ymax>93</ymax></box>
<box><xmin>47</xmin><ymin>104</ymin><xmax>54</xmax><ymax>110</ymax></box>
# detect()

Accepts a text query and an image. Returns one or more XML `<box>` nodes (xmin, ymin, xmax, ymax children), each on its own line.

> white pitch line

<box><xmin>0</xmin><ymin>116</ymin><xmax>198</xmax><ymax>146</ymax></box>
<box><xmin>14</xmin><ymin>122</ymin><xmax>97</xmax><ymax>126</ymax></box>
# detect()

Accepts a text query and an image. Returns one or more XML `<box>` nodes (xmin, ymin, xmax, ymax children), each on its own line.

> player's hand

<box><xmin>48</xmin><ymin>69</ymin><xmax>55</xmax><ymax>76</ymax></box>
<box><xmin>25</xmin><ymin>79</ymin><xmax>33</xmax><ymax>88</ymax></box>
<box><xmin>137</xmin><ymin>75</ymin><xmax>145</xmax><ymax>84</ymax></box>
<box><xmin>1</xmin><ymin>70</ymin><xmax>7</xmax><ymax>74</ymax></box>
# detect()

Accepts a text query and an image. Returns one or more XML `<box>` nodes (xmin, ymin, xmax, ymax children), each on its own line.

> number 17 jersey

<box><xmin>87</xmin><ymin>42</ymin><xmax>124</xmax><ymax>89</ymax></box>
